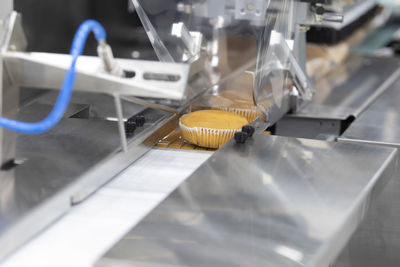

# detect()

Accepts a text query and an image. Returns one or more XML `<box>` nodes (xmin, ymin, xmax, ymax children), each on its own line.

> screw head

<box><xmin>125</xmin><ymin>121</ymin><xmax>137</xmax><ymax>135</ymax></box>
<box><xmin>247</xmin><ymin>3</ymin><xmax>254</xmax><ymax>11</ymax></box>
<box><xmin>131</xmin><ymin>115</ymin><xmax>145</xmax><ymax>127</ymax></box>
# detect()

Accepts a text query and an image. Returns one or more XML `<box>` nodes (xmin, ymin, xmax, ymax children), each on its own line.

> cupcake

<box><xmin>212</xmin><ymin>90</ymin><xmax>259</xmax><ymax>122</ymax></box>
<box><xmin>217</xmin><ymin>106</ymin><xmax>259</xmax><ymax>122</ymax></box>
<box><xmin>180</xmin><ymin>110</ymin><xmax>249</xmax><ymax>149</ymax></box>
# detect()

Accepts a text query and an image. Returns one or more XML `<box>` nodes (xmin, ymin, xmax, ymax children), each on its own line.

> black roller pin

<box><xmin>242</xmin><ymin>125</ymin><xmax>255</xmax><ymax>138</ymax></box>
<box><xmin>125</xmin><ymin>121</ymin><xmax>137</xmax><ymax>135</ymax></box>
<box><xmin>235</xmin><ymin>132</ymin><xmax>248</xmax><ymax>144</ymax></box>
<box><xmin>129</xmin><ymin>115</ymin><xmax>145</xmax><ymax>127</ymax></box>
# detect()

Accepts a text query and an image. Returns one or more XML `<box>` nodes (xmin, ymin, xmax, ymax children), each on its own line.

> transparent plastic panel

<box><xmin>132</xmin><ymin>0</ymin><xmax>277</xmax><ymax>64</ymax></box>
<box><xmin>132</xmin><ymin>0</ymin><xmax>304</xmax><ymax>121</ymax></box>
<box><xmin>254</xmin><ymin>0</ymin><xmax>297</xmax><ymax>117</ymax></box>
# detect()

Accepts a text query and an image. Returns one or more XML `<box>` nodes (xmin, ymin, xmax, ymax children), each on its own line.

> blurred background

<box><xmin>14</xmin><ymin>0</ymin><xmax>155</xmax><ymax>59</ymax></box>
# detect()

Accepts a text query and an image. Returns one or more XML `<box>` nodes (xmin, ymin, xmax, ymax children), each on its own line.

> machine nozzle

<box><xmin>97</xmin><ymin>40</ymin><xmax>123</xmax><ymax>77</ymax></box>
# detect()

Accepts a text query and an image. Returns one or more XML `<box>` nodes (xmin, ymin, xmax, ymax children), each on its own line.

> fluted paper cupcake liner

<box><xmin>217</xmin><ymin>107</ymin><xmax>259</xmax><ymax>122</ymax></box>
<box><xmin>179</xmin><ymin>120</ymin><xmax>241</xmax><ymax>149</ymax></box>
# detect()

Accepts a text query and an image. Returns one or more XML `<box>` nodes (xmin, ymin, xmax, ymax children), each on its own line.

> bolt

<box><xmin>125</xmin><ymin>121</ymin><xmax>137</xmax><ymax>135</ymax></box>
<box><xmin>234</xmin><ymin>132</ymin><xmax>249</xmax><ymax>144</ymax></box>
<box><xmin>129</xmin><ymin>115</ymin><xmax>145</xmax><ymax>127</ymax></box>
<box><xmin>131</xmin><ymin>51</ymin><xmax>140</xmax><ymax>59</ymax></box>
<box><xmin>299</xmin><ymin>25</ymin><xmax>310</xmax><ymax>32</ymax></box>
<box><xmin>242</xmin><ymin>125</ymin><xmax>255</xmax><ymax>138</ymax></box>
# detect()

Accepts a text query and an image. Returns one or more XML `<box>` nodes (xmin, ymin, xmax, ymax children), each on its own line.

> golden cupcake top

<box><xmin>180</xmin><ymin>110</ymin><xmax>248</xmax><ymax>130</ymax></box>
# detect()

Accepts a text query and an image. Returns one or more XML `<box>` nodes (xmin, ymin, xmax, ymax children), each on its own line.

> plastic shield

<box><xmin>132</xmin><ymin>0</ymin><xmax>304</xmax><ymax>121</ymax></box>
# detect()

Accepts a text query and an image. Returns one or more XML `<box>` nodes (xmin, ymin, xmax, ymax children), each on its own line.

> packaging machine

<box><xmin>1</xmin><ymin>0</ymin><xmax>400</xmax><ymax>267</ymax></box>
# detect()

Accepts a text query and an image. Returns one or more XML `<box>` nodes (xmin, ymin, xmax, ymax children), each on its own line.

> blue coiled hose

<box><xmin>0</xmin><ymin>20</ymin><xmax>106</xmax><ymax>134</ymax></box>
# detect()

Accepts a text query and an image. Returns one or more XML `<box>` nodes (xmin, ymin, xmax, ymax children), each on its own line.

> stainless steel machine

<box><xmin>1</xmin><ymin>0</ymin><xmax>400</xmax><ymax>266</ymax></box>
<box><xmin>0</xmin><ymin>0</ymin><xmax>212</xmax><ymax>260</ymax></box>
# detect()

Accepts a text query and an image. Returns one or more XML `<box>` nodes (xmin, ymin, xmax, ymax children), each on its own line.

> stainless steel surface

<box><xmin>4</xmin><ymin>52</ymin><xmax>192</xmax><ymax>100</ymax></box>
<box><xmin>0</xmin><ymin>12</ymin><xmax>27</xmax><ymax>166</ymax></box>
<box><xmin>341</xmin><ymin>79</ymin><xmax>400</xmax><ymax>147</ymax></box>
<box><xmin>332</xmin><ymin>172</ymin><xmax>400</xmax><ymax>267</ymax></box>
<box><xmin>333</xmin><ymin>74</ymin><xmax>400</xmax><ymax>267</ymax></box>
<box><xmin>275</xmin><ymin>55</ymin><xmax>400</xmax><ymax>140</ymax></box>
<box><xmin>0</xmin><ymin>0</ymin><xmax>12</xmax><ymax>20</ymax></box>
<box><xmin>296</xmin><ymin>55</ymin><xmax>400</xmax><ymax>121</ymax></box>
<box><xmin>96</xmin><ymin>135</ymin><xmax>398</xmax><ymax>267</ymax></box>
<box><xmin>0</xmin><ymin>88</ymin><xmax>180</xmax><ymax>262</ymax></box>
<box><xmin>0</xmin><ymin>149</ymin><xmax>213</xmax><ymax>267</ymax></box>
<box><xmin>322</xmin><ymin>12</ymin><xmax>344</xmax><ymax>23</ymax></box>
<box><xmin>275</xmin><ymin>116</ymin><xmax>343</xmax><ymax>141</ymax></box>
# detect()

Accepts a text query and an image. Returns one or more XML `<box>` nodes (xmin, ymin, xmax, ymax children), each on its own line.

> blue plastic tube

<box><xmin>0</xmin><ymin>19</ymin><xmax>106</xmax><ymax>134</ymax></box>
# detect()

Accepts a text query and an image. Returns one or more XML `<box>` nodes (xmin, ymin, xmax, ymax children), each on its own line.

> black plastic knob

<box><xmin>125</xmin><ymin>121</ymin><xmax>137</xmax><ymax>134</ymax></box>
<box><xmin>315</xmin><ymin>6</ymin><xmax>325</xmax><ymax>15</ymax></box>
<box><xmin>129</xmin><ymin>115</ymin><xmax>145</xmax><ymax>127</ymax></box>
<box><xmin>234</xmin><ymin>132</ymin><xmax>248</xmax><ymax>144</ymax></box>
<box><xmin>242</xmin><ymin>125</ymin><xmax>255</xmax><ymax>138</ymax></box>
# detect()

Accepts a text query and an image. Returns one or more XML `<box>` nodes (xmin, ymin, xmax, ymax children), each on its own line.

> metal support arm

<box><xmin>3</xmin><ymin>52</ymin><xmax>191</xmax><ymax>100</ymax></box>
<box><xmin>0</xmin><ymin>11</ymin><xmax>206</xmax><ymax>152</ymax></box>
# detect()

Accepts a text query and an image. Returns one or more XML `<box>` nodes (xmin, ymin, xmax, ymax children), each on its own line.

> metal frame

<box><xmin>0</xmin><ymin>0</ymin><xmax>12</xmax><ymax>20</ymax></box>
<box><xmin>275</xmin><ymin>55</ymin><xmax>400</xmax><ymax>140</ymax></box>
<box><xmin>0</xmin><ymin>107</ymin><xmax>180</xmax><ymax>261</ymax></box>
<box><xmin>1</xmin><ymin>11</ymin><xmax>212</xmax><ymax>154</ymax></box>
<box><xmin>336</xmin><ymin>66</ymin><xmax>400</xmax><ymax>267</ymax></box>
<box><xmin>0</xmin><ymin>7</ymin><xmax>209</xmax><ymax>261</ymax></box>
<box><xmin>0</xmin><ymin>10</ymin><xmax>26</xmax><ymax>166</ymax></box>
<box><xmin>0</xmin><ymin>0</ymin><xmax>347</xmax><ymax>262</ymax></box>
<box><xmin>4</xmin><ymin>50</ymin><xmax>193</xmax><ymax>100</ymax></box>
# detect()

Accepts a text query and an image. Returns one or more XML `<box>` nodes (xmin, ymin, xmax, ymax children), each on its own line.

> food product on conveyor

<box><xmin>217</xmin><ymin>90</ymin><xmax>259</xmax><ymax>122</ymax></box>
<box><xmin>196</xmin><ymin>90</ymin><xmax>259</xmax><ymax>122</ymax></box>
<box><xmin>179</xmin><ymin>110</ymin><xmax>248</xmax><ymax>149</ymax></box>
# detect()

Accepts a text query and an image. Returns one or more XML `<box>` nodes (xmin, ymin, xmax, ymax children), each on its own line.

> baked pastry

<box><xmin>210</xmin><ymin>90</ymin><xmax>259</xmax><ymax>122</ymax></box>
<box><xmin>180</xmin><ymin>110</ymin><xmax>249</xmax><ymax>148</ymax></box>
<box><xmin>217</xmin><ymin>106</ymin><xmax>258</xmax><ymax>122</ymax></box>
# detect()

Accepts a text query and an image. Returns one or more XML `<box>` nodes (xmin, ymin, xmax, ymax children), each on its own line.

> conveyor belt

<box><xmin>0</xmin><ymin>149</ymin><xmax>212</xmax><ymax>267</ymax></box>
<box><xmin>155</xmin><ymin>128</ymin><xmax>271</xmax><ymax>151</ymax></box>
